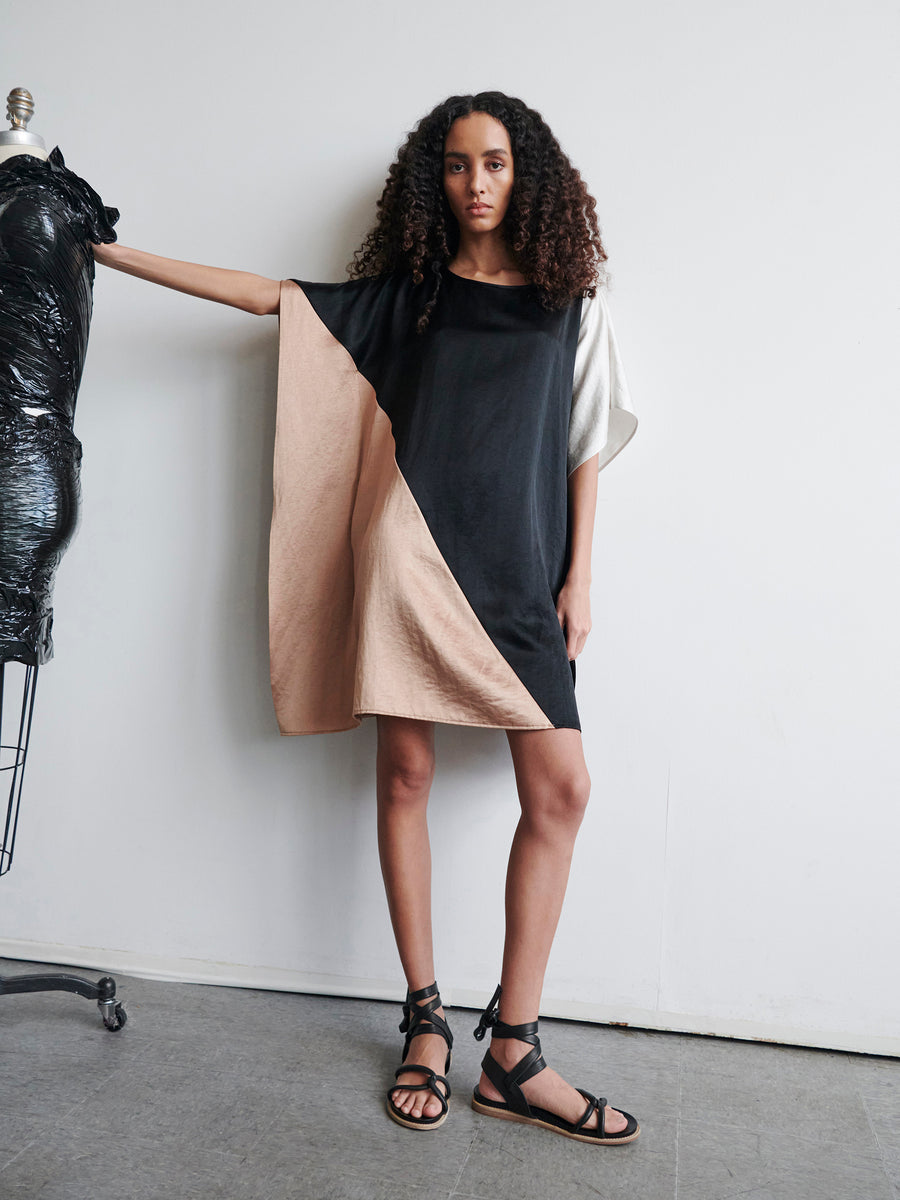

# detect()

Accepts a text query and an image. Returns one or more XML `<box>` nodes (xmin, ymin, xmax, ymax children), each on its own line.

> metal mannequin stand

<box><xmin>0</xmin><ymin>661</ymin><xmax>126</xmax><ymax>1031</ymax></box>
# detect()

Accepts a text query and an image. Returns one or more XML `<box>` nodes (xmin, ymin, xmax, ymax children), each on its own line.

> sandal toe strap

<box><xmin>574</xmin><ymin>1089</ymin><xmax>607</xmax><ymax>1135</ymax></box>
<box><xmin>389</xmin><ymin>1065</ymin><xmax>451</xmax><ymax>1113</ymax></box>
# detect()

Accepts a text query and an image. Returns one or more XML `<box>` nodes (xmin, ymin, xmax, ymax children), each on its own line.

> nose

<box><xmin>469</xmin><ymin>167</ymin><xmax>487</xmax><ymax>195</ymax></box>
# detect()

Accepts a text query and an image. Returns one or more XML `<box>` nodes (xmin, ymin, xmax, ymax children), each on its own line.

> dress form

<box><xmin>0</xmin><ymin>86</ymin><xmax>125</xmax><ymax>1030</ymax></box>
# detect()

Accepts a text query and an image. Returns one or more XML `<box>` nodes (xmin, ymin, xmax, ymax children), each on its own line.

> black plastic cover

<box><xmin>0</xmin><ymin>147</ymin><xmax>118</xmax><ymax>665</ymax></box>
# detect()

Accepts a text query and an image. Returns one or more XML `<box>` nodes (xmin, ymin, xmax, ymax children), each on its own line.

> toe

<box><xmin>604</xmin><ymin>1105</ymin><xmax>627</xmax><ymax>1134</ymax></box>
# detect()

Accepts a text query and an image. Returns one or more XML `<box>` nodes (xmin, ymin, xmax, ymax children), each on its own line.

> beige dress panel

<box><xmin>269</xmin><ymin>280</ymin><xmax>553</xmax><ymax>734</ymax></box>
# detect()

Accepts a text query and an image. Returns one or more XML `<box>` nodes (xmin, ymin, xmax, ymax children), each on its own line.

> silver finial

<box><xmin>0</xmin><ymin>86</ymin><xmax>46</xmax><ymax>151</ymax></box>
<box><xmin>6</xmin><ymin>87</ymin><xmax>36</xmax><ymax>130</ymax></box>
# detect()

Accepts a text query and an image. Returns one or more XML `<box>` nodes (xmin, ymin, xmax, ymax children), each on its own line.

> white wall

<box><xmin>2</xmin><ymin>0</ymin><xmax>898</xmax><ymax>1055</ymax></box>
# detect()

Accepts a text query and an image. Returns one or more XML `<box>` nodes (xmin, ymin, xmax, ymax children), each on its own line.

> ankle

<box><xmin>488</xmin><ymin>1035</ymin><xmax>536</xmax><ymax>1066</ymax></box>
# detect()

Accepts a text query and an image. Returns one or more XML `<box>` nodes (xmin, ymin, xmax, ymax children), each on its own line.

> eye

<box><xmin>488</xmin><ymin>160</ymin><xmax>506</xmax><ymax>171</ymax></box>
<box><xmin>447</xmin><ymin>162</ymin><xmax>465</xmax><ymax>174</ymax></box>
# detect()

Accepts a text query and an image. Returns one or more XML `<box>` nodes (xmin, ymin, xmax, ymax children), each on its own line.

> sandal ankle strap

<box><xmin>399</xmin><ymin>981</ymin><xmax>454</xmax><ymax>1059</ymax></box>
<box><xmin>399</xmin><ymin>981</ymin><xmax>440</xmax><ymax>1032</ymax></box>
<box><xmin>473</xmin><ymin>984</ymin><xmax>540</xmax><ymax>1046</ymax></box>
<box><xmin>407</xmin><ymin>981</ymin><xmax>440</xmax><ymax>1005</ymax></box>
<box><xmin>473</xmin><ymin>984</ymin><xmax>501</xmax><ymax>1041</ymax></box>
<box><xmin>480</xmin><ymin>1040</ymin><xmax>547</xmax><ymax>1117</ymax></box>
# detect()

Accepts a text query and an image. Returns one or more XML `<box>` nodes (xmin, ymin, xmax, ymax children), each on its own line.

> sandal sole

<box><xmin>471</xmin><ymin>1094</ymin><xmax>640</xmax><ymax>1145</ymax></box>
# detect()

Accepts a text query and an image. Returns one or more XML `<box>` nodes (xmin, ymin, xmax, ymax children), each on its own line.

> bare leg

<box><xmin>376</xmin><ymin>715</ymin><xmax>448</xmax><ymax>1120</ymax></box>
<box><xmin>476</xmin><ymin>726</ymin><xmax>627</xmax><ymax>1134</ymax></box>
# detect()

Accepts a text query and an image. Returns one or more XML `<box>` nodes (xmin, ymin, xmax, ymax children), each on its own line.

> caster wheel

<box><xmin>102</xmin><ymin>1003</ymin><xmax>127</xmax><ymax>1032</ymax></box>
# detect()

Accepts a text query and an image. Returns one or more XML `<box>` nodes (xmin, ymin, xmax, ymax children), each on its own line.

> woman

<box><xmin>93</xmin><ymin>91</ymin><xmax>639</xmax><ymax>1145</ymax></box>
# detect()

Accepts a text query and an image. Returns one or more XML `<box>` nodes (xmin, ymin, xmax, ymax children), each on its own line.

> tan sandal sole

<box><xmin>471</xmin><ymin>1095</ymin><xmax>640</xmax><ymax>1145</ymax></box>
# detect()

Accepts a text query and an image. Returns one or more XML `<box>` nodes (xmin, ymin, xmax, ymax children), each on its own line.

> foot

<box><xmin>390</xmin><ymin>1002</ymin><xmax>450</xmax><ymax>1121</ymax></box>
<box><xmin>477</xmin><ymin>1037</ymin><xmax>628</xmax><ymax>1134</ymax></box>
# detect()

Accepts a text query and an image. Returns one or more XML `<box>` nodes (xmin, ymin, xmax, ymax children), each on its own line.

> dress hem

<box><xmin>276</xmin><ymin>707</ymin><xmax>567</xmax><ymax>735</ymax></box>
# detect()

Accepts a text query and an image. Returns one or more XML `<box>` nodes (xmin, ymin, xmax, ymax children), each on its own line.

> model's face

<box><xmin>443</xmin><ymin>112</ymin><xmax>514</xmax><ymax>235</ymax></box>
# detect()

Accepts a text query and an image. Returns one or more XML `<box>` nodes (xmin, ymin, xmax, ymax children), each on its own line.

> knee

<box><xmin>377</xmin><ymin>742</ymin><xmax>436</xmax><ymax>809</ymax></box>
<box><xmin>556</xmin><ymin>766</ymin><xmax>592</xmax><ymax>826</ymax></box>
<box><xmin>526</xmin><ymin>766</ymin><xmax>591</xmax><ymax>832</ymax></box>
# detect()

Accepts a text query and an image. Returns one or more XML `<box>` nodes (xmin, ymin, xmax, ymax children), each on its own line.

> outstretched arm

<box><xmin>91</xmin><ymin>242</ymin><xmax>280</xmax><ymax>316</ymax></box>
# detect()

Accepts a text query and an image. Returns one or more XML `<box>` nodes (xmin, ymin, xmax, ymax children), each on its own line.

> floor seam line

<box><xmin>858</xmin><ymin>1081</ymin><xmax>896</xmax><ymax>1191</ymax></box>
<box><xmin>448</xmin><ymin>1126</ymin><xmax>479</xmax><ymax>1196</ymax></box>
<box><xmin>0</xmin><ymin>1131</ymin><xmax>46</xmax><ymax>1178</ymax></box>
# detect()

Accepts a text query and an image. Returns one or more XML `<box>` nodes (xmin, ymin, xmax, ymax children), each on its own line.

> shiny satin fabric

<box><xmin>0</xmin><ymin>147</ymin><xmax>117</xmax><ymax>664</ymax></box>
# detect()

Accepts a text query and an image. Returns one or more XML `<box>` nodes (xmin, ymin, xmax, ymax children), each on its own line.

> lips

<box><xmin>467</xmin><ymin>203</ymin><xmax>491</xmax><ymax>214</ymax></box>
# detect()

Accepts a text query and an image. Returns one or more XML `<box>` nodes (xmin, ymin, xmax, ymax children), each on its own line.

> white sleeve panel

<box><xmin>568</xmin><ymin>289</ymin><xmax>638</xmax><ymax>476</ymax></box>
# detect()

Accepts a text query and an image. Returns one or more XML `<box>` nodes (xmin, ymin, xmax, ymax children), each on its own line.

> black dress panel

<box><xmin>294</xmin><ymin>268</ymin><xmax>583</xmax><ymax>729</ymax></box>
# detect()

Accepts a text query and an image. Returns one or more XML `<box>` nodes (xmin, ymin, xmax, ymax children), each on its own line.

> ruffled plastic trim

<box><xmin>0</xmin><ymin>145</ymin><xmax>119</xmax><ymax>244</ymax></box>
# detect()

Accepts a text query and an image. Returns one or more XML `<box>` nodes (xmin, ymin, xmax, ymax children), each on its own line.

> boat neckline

<box><xmin>444</xmin><ymin>266</ymin><xmax>531</xmax><ymax>289</ymax></box>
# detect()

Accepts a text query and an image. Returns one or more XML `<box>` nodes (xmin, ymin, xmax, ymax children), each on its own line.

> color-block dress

<box><xmin>269</xmin><ymin>266</ymin><xmax>636</xmax><ymax>734</ymax></box>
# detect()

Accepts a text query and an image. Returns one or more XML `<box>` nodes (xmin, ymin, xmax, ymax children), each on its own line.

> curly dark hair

<box><xmin>348</xmin><ymin>91</ymin><xmax>608</xmax><ymax>330</ymax></box>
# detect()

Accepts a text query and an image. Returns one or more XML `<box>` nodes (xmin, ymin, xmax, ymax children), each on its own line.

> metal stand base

<box><xmin>1</xmin><ymin>661</ymin><xmax>127</xmax><ymax>1031</ymax></box>
<box><xmin>0</xmin><ymin>970</ymin><xmax>127</xmax><ymax>1030</ymax></box>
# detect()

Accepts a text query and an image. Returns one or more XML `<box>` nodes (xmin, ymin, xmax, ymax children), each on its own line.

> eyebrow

<box><xmin>444</xmin><ymin>148</ymin><xmax>510</xmax><ymax>159</ymax></box>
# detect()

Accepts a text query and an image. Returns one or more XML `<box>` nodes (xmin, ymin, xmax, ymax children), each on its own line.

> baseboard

<box><xmin>1</xmin><ymin>937</ymin><xmax>896</xmax><ymax>1058</ymax></box>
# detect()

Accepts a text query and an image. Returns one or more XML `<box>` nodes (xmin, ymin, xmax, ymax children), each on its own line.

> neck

<box><xmin>0</xmin><ymin>145</ymin><xmax>49</xmax><ymax>164</ymax></box>
<box><xmin>452</xmin><ymin>229</ymin><xmax>519</xmax><ymax>278</ymax></box>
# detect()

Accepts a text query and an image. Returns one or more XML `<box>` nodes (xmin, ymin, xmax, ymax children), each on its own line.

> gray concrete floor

<box><xmin>0</xmin><ymin>957</ymin><xmax>897</xmax><ymax>1200</ymax></box>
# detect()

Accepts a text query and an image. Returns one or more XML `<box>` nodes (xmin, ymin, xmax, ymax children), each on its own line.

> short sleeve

<box><xmin>568</xmin><ymin>289</ymin><xmax>637</xmax><ymax>475</ymax></box>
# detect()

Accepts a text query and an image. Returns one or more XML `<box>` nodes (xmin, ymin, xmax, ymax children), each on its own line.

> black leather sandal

<box><xmin>471</xmin><ymin>984</ymin><xmax>640</xmax><ymax>1145</ymax></box>
<box><xmin>386</xmin><ymin>981</ymin><xmax>453</xmax><ymax>1130</ymax></box>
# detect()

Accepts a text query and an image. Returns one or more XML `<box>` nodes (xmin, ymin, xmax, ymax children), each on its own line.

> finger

<box><xmin>569</xmin><ymin>627</ymin><xmax>588</xmax><ymax>660</ymax></box>
<box><xmin>565</xmin><ymin>619</ymin><xmax>581</xmax><ymax>660</ymax></box>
